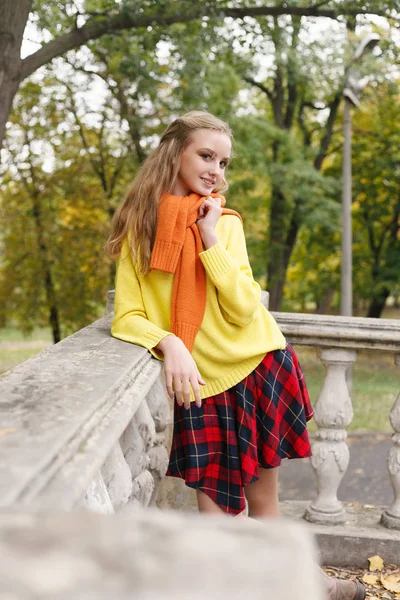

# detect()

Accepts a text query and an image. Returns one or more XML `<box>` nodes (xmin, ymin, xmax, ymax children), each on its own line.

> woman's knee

<box><xmin>245</xmin><ymin>467</ymin><xmax>280</xmax><ymax>517</ymax></box>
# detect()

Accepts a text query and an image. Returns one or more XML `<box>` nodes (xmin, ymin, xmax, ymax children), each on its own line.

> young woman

<box><xmin>107</xmin><ymin>111</ymin><xmax>365</xmax><ymax>600</ymax></box>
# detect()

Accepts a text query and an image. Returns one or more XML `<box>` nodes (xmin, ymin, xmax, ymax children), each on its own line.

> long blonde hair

<box><xmin>106</xmin><ymin>111</ymin><xmax>232</xmax><ymax>273</ymax></box>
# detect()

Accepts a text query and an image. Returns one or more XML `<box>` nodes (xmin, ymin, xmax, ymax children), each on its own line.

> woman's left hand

<box><xmin>197</xmin><ymin>196</ymin><xmax>222</xmax><ymax>248</ymax></box>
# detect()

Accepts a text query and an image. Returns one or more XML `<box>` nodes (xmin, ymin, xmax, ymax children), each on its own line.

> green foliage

<box><xmin>351</xmin><ymin>82</ymin><xmax>400</xmax><ymax>310</ymax></box>
<box><xmin>286</xmin><ymin>79</ymin><xmax>400</xmax><ymax>316</ymax></box>
<box><xmin>2</xmin><ymin>1</ymin><xmax>399</xmax><ymax>334</ymax></box>
<box><xmin>0</xmin><ymin>76</ymin><xmax>130</xmax><ymax>338</ymax></box>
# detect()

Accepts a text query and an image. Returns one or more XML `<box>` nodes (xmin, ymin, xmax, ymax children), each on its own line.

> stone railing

<box><xmin>1</xmin><ymin>291</ymin><xmax>399</xmax><ymax>536</ymax></box>
<box><xmin>0</xmin><ymin>304</ymin><xmax>170</xmax><ymax>513</ymax></box>
<box><xmin>270</xmin><ymin>303</ymin><xmax>400</xmax><ymax>530</ymax></box>
<box><xmin>0</xmin><ymin>509</ymin><xmax>322</xmax><ymax>600</ymax></box>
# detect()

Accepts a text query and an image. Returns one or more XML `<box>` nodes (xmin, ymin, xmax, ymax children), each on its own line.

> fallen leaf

<box><xmin>363</xmin><ymin>574</ymin><xmax>380</xmax><ymax>585</ymax></box>
<box><xmin>0</xmin><ymin>428</ymin><xmax>16</xmax><ymax>436</ymax></box>
<box><xmin>381</xmin><ymin>573</ymin><xmax>400</xmax><ymax>593</ymax></box>
<box><xmin>368</xmin><ymin>555</ymin><xmax>384</xmax><ymax>572</ymax></box>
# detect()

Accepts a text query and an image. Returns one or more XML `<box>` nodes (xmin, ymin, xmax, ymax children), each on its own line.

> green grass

<box><xmin>0</xmin><ymin>343</ymin><xmax>52</xmax><ymax>375</ymax></box>
<box><xmin>0</xmin><ymin>326</ymin><xmax>53</xmax><ymax>375</ymax></box>
<box><xmin>0</xmin><ymin>326</ymin><xmax>53</xmax><ymax>342</ymax></box>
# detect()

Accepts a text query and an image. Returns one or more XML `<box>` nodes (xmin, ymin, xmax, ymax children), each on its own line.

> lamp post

<box><xmin>340</xmin><ymin>33</ymin><xmax>380</xmax><ymax>317</ymax></box>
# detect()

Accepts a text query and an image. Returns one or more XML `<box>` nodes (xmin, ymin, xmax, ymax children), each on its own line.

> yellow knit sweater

<box><xmin>111</xmin><ymin>214</ymin><xmax>286</xmax><ymax>400</ymax></box>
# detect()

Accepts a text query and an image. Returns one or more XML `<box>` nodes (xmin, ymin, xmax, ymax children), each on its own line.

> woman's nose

<box><xmin>208</xmin><ymin>160</ymin><xmax>222</xmax><ymax>175</ymax></box>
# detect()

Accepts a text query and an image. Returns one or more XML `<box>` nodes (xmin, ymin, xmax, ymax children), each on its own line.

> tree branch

<box><xmin>297</xmin><ymin>102</ymin><xmax>312</xmax><ymax>147</ymax></box>
<box><xmin>284</xmin><ymin>15</ymin><xmax>301</xmax><ymax>130</ymax></box>
<box><xmin>20</xmin><ymin>3</ymin><xmax>394</xmax><ymax>81</ymax></box>
<box><xmin>244</xmin><ymin>76</ymin><xmax>273</xmax><ymax>102</ymax></box>
<box><xmin>314</xmin><ymin>89</ymin><xmax>343</xmax><ymax>171</ymax></box>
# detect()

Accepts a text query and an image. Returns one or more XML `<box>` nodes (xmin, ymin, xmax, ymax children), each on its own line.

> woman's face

<box><xmin>171</xmin><ymin>128</ymin><xmax>231</xmax><ymax>197</ymax></box>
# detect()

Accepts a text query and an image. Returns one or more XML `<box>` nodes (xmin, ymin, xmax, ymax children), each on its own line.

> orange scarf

<box><xmin>150</xmin><ymin>192</ymin><xmax>242</xmax><ymax>351</ymax></box>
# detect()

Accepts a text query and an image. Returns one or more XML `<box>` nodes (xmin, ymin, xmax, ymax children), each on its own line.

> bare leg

<box><xmin>196</xmin><ymin>489</ymin><xmax>226</xmax><ymax>515</ymax></box>
<box><xmin>244</xmin><ymin>467</ymin><xmax>280</xmax><ymax>518</ymax></box>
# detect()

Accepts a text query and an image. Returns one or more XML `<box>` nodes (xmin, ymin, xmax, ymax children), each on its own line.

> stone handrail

<box><xmin>268</xmin><ymin>298</ymin><xmax>400</xmax><ymax>530</ymax></box>
<box><xmin>1</xmin><ymin>291</ymin><xmax>399</xmax><ymax>533</ymax></box>
<box><xmin>0</xmin><ymin>314</ymin><xmax>170</xmax><ymax>513</ymax></box>
<box><xmin>271</xmin><ymin>309</ymin><xmax>400</xmax><ymax>351</ymax></box>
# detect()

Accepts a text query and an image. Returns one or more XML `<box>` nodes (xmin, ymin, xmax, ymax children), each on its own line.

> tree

<box><xmin>351</xmin><ymin>83</ymin><xmax>400</xmax><ymax>317</ymax></box>
<box><xmin>0</xmin><ymin>78</ymin><xmax>120</xmax><ymax>340</ymax></box>
<box><xmin>285</xmin><ymin>80</ymin><xmax>400</xmax><ymax>318</ymax></box>
<box><xmin>0</xmin><ymin>0</ymin><xmax>397</xmax><ymax>150</ymax></box>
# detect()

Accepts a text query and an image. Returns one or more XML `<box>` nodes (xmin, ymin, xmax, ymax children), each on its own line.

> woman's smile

<box><xmin>171</xmin><ymin>129</ymin><xmax>231</xmax><ymax>197</ymax></box>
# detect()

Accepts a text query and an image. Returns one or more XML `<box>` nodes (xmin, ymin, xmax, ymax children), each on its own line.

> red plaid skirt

<box><xmin>166</xmin><ymin>344</ymin><xmax>313</xmax><ymax>515</ymax></box>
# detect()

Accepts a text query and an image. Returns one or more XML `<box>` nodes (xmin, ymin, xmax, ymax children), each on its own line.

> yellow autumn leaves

<box><xmin>363</xmin><ymin>555</ymin><xmax>400</xmax><ymax>598</ymax></box>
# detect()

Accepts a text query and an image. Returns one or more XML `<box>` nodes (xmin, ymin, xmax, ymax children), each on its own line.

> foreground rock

<box><xmin>0</xmin><ymin>508</ymin><xmax>323</xmax><ymax>600</ymax></box>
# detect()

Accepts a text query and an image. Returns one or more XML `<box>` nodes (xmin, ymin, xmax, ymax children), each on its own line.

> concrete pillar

<box><xmin>304</xmin><ymin>348</ymin><xmax>356</xmax><ymax>524</ymax></box>
<box><xmin>381</xmin><ymin>354</ymin><xmax>400</xmax><ymax>529</ymax></box>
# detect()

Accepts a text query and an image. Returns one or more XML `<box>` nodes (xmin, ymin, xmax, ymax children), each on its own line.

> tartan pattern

<box><xmin>166</xmin><ymin>343</ymin><xmax>313</xmax><ymax>515</ymax></box>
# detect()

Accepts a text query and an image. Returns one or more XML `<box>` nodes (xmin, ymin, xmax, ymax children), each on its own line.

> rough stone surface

<box><xmin>0</xmin><ymin>316</ymin><xmax>161</xmax><ymax>509</ymax></box>
<box><xmin>101</xmin><ymin>444</ymin><xmax>132</xmax><ymax>510</ymax></box>
<box><xmin>0</xmin><ymin>509</ymin><xmax>323</xmax><ymax>600</ymax></box>
<box><xmin>83</xmin><ymin>472</ymin><xmax>114</xmax><ymax>514</ymax></box>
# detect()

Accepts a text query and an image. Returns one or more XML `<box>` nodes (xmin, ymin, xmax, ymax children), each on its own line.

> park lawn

<box><xmin>0</xmin><ymin>341</ymin><xmax>52</xmax><ymax>376</ymax></box>
<box><xmin>0</xmin><ymin>326</ymin><xmax>53</xmax><ymax>376</ymax></box>
<box><xmin>0</xmin><ymin>325</ymin><xmax>53</xmax><ymax>342</ymax></box>
<box><xmin>0</xmin><ymin>327</ymin><xmax>398</xmax><ymax>433</ymax></box>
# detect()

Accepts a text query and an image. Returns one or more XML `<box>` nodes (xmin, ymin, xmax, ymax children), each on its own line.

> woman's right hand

<box><xmin>156</xmin><ymin>335</ymin><xmax>205</xmax><ymax>409</ymax></box>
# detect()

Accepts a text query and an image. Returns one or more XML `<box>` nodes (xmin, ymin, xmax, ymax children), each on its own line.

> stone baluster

<box><xmin>146</xmin><ymin>375</ymin><xmax>171</xmax><ymax>506</ymax></box>
<box><xmin>304</xmin><ymin>349</ymin><xmax>357</xmax><ymax>524</ymax></box>
<box><xmin>381</xmin><ymin>354</ymin><xmax>400</xmax><ymax>529</ymax></box>
<box><xmin>83</xmin><ymin>472</ymin><xmax>114</xmax><ymax>514</ymax></box>
<box><xmin>120</xmin><ymin>406</ymin><xmax>155</xmax><ymax>510</ymax></box>
<box><xmin>106</xmin><ymin>289</ymin><xmax>115</xmax><ymax>315</ymax></box>
<box><xmin>101</xmin><ymin>443</ymin><xmax>133</xmax><ymax>511</ymax></box>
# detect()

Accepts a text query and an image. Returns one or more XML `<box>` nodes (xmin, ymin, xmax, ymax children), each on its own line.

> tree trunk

<box><xmin>31</xmin><ymin>194</ymin><xmax>61</xmax><ymax>343</ymax></box>
<box><xmin>316</xmin><ymin>288</ymin><xmax>335</xmax><ymax>315</ymax></box>
<box><xmin>267</xmin><ymin>184</ymin><xmax>299</xmax><ymax>311</ymax></box>
<box><xmin>366</xmin><ymin>286</ymin><xmax>390</xmax><ymax>318</ymax></box>
<box><xmin>0</xmin><ymin>0</ymin><xmax>32</xmax><ymax>150</ymax></box>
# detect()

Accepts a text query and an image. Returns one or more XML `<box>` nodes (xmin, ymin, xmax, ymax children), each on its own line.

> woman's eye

<box><xmin>201</xmin><ymin>154</ymin><xmax>212</xmax><ymax>160</ymax></box>
<box><xmin>220</xmin><ymin>161</ymin><xmax>228</xmax><ymax>168</ymax></box>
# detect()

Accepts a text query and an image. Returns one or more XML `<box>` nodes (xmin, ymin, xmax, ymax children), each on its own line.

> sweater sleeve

<box><xmin>111</xmin><ymin>240</ymin><xmax>171</xmax><ymax>355</ymax></box>
<box><xmin>199</xmin><ymin>215</ymin><xmax>261</xmax><ymax>327</ymax></box>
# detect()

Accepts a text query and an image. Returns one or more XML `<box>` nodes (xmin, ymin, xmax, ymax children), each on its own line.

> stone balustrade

<box><xmin>0</xmin><ymin>312</ymin><xmax>170</xmax><ymax>514</ymax></box>
<box><xmin>267</xmin><ymin>298</ymin><xmax>400</xmax><ymax>530</ymax></box>
<box><xmin>1</xmin><ymin>291</ymin><xmax>399</xmax><ymax>537</ymax></box>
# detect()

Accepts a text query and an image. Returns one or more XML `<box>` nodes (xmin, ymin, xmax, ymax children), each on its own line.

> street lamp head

<box><xmin>343</xmin><ymin>87</ymin><xmax>360</xmax><ymax>108</ymax></box>
<box><xmin>353</xmin><ymin>33</ymin><xmax>380</xmax><ymax>61</ymax></box>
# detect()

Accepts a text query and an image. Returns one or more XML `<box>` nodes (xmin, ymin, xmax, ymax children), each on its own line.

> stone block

<box><xmin>0</xmin><ymin>509</ymin><xmax>323</xmax><ymax>600</ymax></box>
